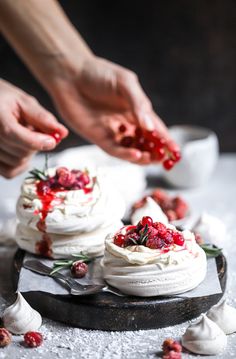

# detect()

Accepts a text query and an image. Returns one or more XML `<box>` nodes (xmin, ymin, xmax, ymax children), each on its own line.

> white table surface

<box><xmin>0</xmin><ymin>153</ymin><xmax>236</xmax><ymax>359</ymax></box>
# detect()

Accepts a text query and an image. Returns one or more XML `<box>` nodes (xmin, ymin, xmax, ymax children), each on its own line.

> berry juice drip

<box><xmin>35</xmin><ymin>181</ymin><xmax>57</xmax><ymax>257</ymax></box>
<box><xmin>35</xmin><ymin>233</ymin><xmax>52</xmax><ymax>258</ymax></box>
<box><xmin>33</xmin><ymin>167</ymin><xmax>94</xmax><ymax>257</ymax></box>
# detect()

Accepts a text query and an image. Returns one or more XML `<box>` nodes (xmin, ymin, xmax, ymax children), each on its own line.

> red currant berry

<box><xmin>118</xmin><ymin>124</ymin><xmax>127</xmax><ymax>133</ymax></box>
<box><xmin>24</xmin><ymin>332</ymin><xmax>43</xmax><ymax>348</ymax></box>
<box><xmin>141</xmin><ymin>216</ymin><xmax>153</xmax><ymax>227</ymax></box>
<box><xmin>51</xmin><ymin>131</ymin><xmax>61</xmax><ymax>143</ymax></box>
<box><xmin>144</xmin><ymin>141</ymin><xmax>155</xmax><ymax>152</ymax></box>
<box><xmin>172</xmin><ymin>150</ymin><xmax>181</xmax><ymax>162</ymax></box>
<box><xmin>163</xmin><ymin>351</ymin><xmax>182</xmax><ymax>359</ymax></box>
<box><xmin>135</xmin><ymin>136</ymin><xmax>146</xmax><ymax>150</ymax></box>
<box><xmin>163</xmin><ymin>159</ymin><xmax>175</xmax><ymax>170</ymax></box>
<box><xmin>120</xmin><ymin>136</ymin><xmax>134</xmax><ymax>147</ymax></box>
<box><xmin>71</xmin><ymin>261</ymin><xmax>88</xmax><ymax>278</ymax></box>
<box><xmin>114</xmin><ymin>234</ymin><xmax>125</xmax><ymax>247</ymax></box>
<box><xmin>153</xmin><ymin>147</ymin><xmax>166</xmax><ymax>161</ymax></box>
<box><xmin>173</xmin><ymin>232</ymin><xmax>184</xmax><ymax>246</ymax></box>
<box><xmin>78</xmin><ymin>173</ymin><xmax>90</xmax><ymax>186</ymax></box>
<box><xmin>146</xmin><ymin>237</ymin><xmax>165</xmax><ymax>249</ymax></box>
<box><xmin>0</xmin><ymin>328</ymin><xmax>11</xmax><ymax>347</ymax></box>
<box><xmin>153</xmin><ymin>222</ymin><xmax>167</xmax><ymax>237</ymax></box>
<box><xmin>135</xmin><ymin>126</ymin><xmax>143</xmax><ymax>138</ymax></box>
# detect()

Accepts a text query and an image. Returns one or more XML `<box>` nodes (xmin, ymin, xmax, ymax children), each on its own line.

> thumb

<box><xmin>20</xmin><ymin>96</ymin><xmax>68</xmax><ymax>139</ymax></box>
<box><xmin>118</xmin><ymin>71</ymin><xmax>154</xmax><ymax>130</ymax></box>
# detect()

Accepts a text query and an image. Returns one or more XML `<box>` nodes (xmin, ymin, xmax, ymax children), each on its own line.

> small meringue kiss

<box><xmin>182</xmin><ymin>314</ymin><xmax>227</xmax><ymax>355</ymax></box>
<box><xmin>3</xmin><ymin>292</ymin><xmax>42</xmax><ymax>335</ymax></box>
<box><xmin>207</xmin><ymin>299</ymin><xmax>236</xmax><ymax>335</ymax></box>
<box><xmin>131</xmin><ymin>196</ymin><xmax>168</xmax><ymax>225</ymax></box>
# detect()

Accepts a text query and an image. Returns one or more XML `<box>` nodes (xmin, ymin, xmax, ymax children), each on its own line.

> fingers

<box><xmin>100</xmin><ymin>139</ymin><xmax>152</xmax><ymax>165</ymax></box>
<box><xmin>13</xmin><ymin>123</ymin><xmax>57</xmax><ymax>151</ymax></box>
<box><xmin>0</xmin><ymin>159</ymin><xmax>31</xmax><ymax>179</ymax></box>
<box><xmin>0</xmin><ymin>138</ymin><xmax>35</xmax><ymax>158</ymax></box>
<box><xmin>0</xmin><ymin>148</ymin><xmax>32</xmax><ymax>168</ymax></box>
<box><xmin>20</xmin><ymin>96</ymin><xmax>68</xmax><ymax>139</ymax></box>
<box><xmin>0</xmin><ymin>111</ymin><xmax>58</xmax><ymax>152</ymax></box>
<box><xmin>117</xmin><ymin>69</ymin><xmax>180</xmax><ymax>155</ymax></box>
<box><xmin>118</xmin><ymin>70</ymin><xmax>154</xmax><ymax>130</ymax></box>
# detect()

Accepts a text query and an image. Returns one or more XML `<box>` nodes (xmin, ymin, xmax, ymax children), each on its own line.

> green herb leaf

<box><xmin>139</xmin><ymin>224</ymin><xmax>149</xmax><ymax>244</ymax></box>
<box><xmin>200</xmin><ymin>244</ymin><xmax>222</xmax><ymax>258</ymax></box>
<box><xmin>54</xmin><ymin>260</ymin><xmax>73</xmax><ymax>266</ymax></box>
<box><xmin>50</xmin><ymin>265</ymin><xmax>67</xmax><ymax>275</ymax></box>
<box><xmin>26</xmin><ymin>154</ymin><xmax>50</xmax><ymax>181</ymax></box>
<box><xmin>50</xmin><ymin>252</ymin><xmax>91</xmax><ymax>274</ymax></box>
<box><xmin>140</xmin><ymin>234</ymin><xmax>149</xmax><ymax>245</ymax></box>
<box><xmin>129</xmin><ymin>238</ymin><xmax>138</xmax><ymax>245</ymax></box>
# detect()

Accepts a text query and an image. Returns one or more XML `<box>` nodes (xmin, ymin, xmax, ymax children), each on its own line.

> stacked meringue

<box><xmin>16</xmin><ymin>167</ymin><xmax>125</xmax><ymax>258</ymax></box>
<box><xmin>182</xmin><ymin>299</ymin><xmax>236</xmax><ymax>355</ymax></box>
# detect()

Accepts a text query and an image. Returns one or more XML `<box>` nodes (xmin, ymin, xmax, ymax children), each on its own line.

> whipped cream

<box><xmin>3</xmin><ymin>292</ymin><xmax>42</xmax><ymax>334</ymax></box>
<box><xmin>193</xmin><ymin>212</ymin><xmax>226</xmax><ymax>247</ymax></box>
<box><xmin>182</xmin><ymin>314</ymin><xmax>227</xmax><ymax>355</ymax></box>
<box><xmin>131</xmin><ymin>197</ymin><xmax>168</xmax><ymax>225</ymax></box>
<box><xmin>102</xmin><ymin>227</ymin><xmax>207</xmax><ymax>296</ymax></box>
<box><xmin>207</xmin><ymin>299</ymin><xmax>236</xmax><ymax>335</ymax></box>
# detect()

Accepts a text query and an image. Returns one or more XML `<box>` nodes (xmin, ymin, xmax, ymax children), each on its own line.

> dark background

<box><xmin>0</xmin><ymin>0</ymin><xmax>235</xmax><ymax>151</ymax></box>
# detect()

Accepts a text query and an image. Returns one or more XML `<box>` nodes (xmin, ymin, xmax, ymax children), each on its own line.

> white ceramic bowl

<box><xmin>163</xmin><ymin>125</ymin><xmax>219</xmax><ymax>188</ymax></box>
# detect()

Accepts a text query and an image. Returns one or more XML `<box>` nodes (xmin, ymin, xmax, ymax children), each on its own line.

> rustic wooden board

<box><xmin>12</xmin><ymin>249</ymin><xmax>227</xmax><ymax>331</ymax></box>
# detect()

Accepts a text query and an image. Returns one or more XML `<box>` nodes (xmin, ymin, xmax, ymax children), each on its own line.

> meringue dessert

<box><xmin>102</xmin><ymin>216</ymin><xmax>207</xmax><ymax>296</ymax></box>
<box><xmin>3</xmin><ymin>292</ymin><xmax>42</xmax><ymax>335</ymax></box>
<box><xmin>16</xmin><ymin>167</ymin><xmax>125</xmax><ymax>258</ymax></box>
<box><xmin>207</xmin><ymin>299</ymin><xmax>236</xmax><ymax>335</ymax></box>
<box><xmin>182</xmin><ymin>314</ymin><xmax>227</xmax><ymax>355</ymax></box>
<box><xmin>132</xmin><ymin>188</ymin><xmax>189</xmax><ymax>223</ymax></box>
<box><xmin>131</xmin><ymin>197</ymin><xmax>168</xmax><ymax>225</ymax></box>
<box><xmin>193</xmin><ymin>212</ymin><xmax>226</xmax><ymax>247</ymax></box>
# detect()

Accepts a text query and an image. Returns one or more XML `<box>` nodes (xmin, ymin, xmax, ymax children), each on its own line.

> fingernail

<box><xmin>42</xmin><ymin>138</ymin><xmax>55</xmax><ymax>150</ymax></box>
<box><xmin>142</xmin><ymin>113</ymin><xmax>155</xmax><ymax>131</ymax></box>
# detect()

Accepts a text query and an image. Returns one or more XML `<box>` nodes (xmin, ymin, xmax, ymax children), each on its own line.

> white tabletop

<box><xmin>0</xmin><ymin>153</ymin><xmax>236</xmax><ymax>359</ymax></box>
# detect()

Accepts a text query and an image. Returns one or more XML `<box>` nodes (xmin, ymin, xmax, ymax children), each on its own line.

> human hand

<box><xmin>0</xmin><ymin>79</ymin><xmax>68</xmax><ymax>178</ymax></box>
<box><xmin>50</xmin><ymin>56</ymin><xmax>179</xmax><ymax>165</ymax></box>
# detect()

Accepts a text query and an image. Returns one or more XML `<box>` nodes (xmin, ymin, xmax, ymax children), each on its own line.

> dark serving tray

<box><xmin>12</xmin><ymin>249</ymin><xmax>227</xmax><ymax>331</ymax></box>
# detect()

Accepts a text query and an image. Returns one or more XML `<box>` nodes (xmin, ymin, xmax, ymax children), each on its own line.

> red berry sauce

<box><xmin>113</xmin><ymin>216</ymin><xmax>185</xmax><ymax>251</ymax></box>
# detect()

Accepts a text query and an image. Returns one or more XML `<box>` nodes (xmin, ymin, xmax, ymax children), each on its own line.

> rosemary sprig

<box><xmin>26</xmin><ymin>154</ymin><xmax>49</xmax><ymax>181</ymax></box>
<box><xmin>26</xmin><ymin>168</ymin><xmax>49</xmax><ymax>181</ymax></box>
<box><xmin>50</xmin><ymin>252</ymin><xmax>91</xmax><ymax>275</ymax></box>
<box><xmin>139</xmin><ymin>224</ymin><xmax>149</xmax><ymax>245</ymax></box>
<box><xmin>200</xmin><ymin>244</ymin><xmax>222</xmax><ymax>258</ymax></box>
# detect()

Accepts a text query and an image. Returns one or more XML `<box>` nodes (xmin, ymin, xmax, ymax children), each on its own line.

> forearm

<box><xmin>0</xmin><ymin>0</ymin><xmax>93</xmax><ymax>92</ymax></box>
